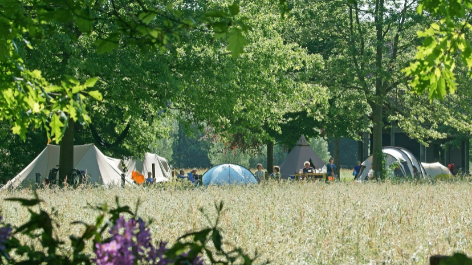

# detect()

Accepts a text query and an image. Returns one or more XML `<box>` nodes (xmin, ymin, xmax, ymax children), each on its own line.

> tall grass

<box><xmin>1</xmin><ymin>180</ymin><xmax>472</xmax><ymax>264</ymax></box>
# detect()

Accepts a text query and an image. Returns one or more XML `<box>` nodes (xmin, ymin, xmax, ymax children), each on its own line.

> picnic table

<box><xmin>293</xmin><ymin>173</ymin><xmax>327</xmax><ymax>181</ymax></box>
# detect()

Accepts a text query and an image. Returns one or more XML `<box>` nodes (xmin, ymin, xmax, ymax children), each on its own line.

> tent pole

<box><xmin>152</xmin><ymin>163</ymin><xmax>156</xmax><ymax>180</ymax></box>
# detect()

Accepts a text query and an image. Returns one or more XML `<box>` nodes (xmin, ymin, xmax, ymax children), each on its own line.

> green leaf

<box><xmin>88</xmin><ymin>90</ymin><xmax>103</xmax><ymax>101</ymax></box>
<box><xmin>11</xmin><ymin>122</ymin><xmax>27</xmax><ymax>139</ymax></box>
<box><xmin>76</xmin><ymin>17</ymin><xmax>93</xmax><ymax>32</ymax></box>
<box><xmin>227</xmin><ymin>27</ymin><xmax>247</xmax><ymax>58</ymax></box>
<box><xmin>95</xmin><ymin>37</ymin><xmax>119</xmax><ymax>54</ymax></box>
<box><xmin>72</xmin><ymin>85</ymin><xmax>86</xmax><ymax>94</ymax></box>
<box><xmin>437</xmin><ymin>76</ymin><xmax>446</xmax><ymax>97</ymax></box>
<box><xmin>205</xmin><ymin>10</ymin><xmax>229</xmax><ymax>18</ymax></box>
<box><xmin>50</xmin><ymin>114</ymin><xmax>64</xmax><ymax>142</ymax></box>
<box><xmin>138</xmin><ymin>12</ymin><xmax>156</xmax><ymax>25</ymax></box>
<box><xmin>5</xmin><ymin>198</ymin><xmax>44</xmax><ymax>206</ymax></box>
<box><xmin>65</xmin><ymin>75</ymin><xmax>80</xmax><ymax>86</ymax></box>
<box><xmin>76</xmin><ymin>9</ymin><xmax>93</xmax><ymax>32</ymax></box>
<box><xmin>417</xmin><ymin>3</ymin><xmax>424</xmax><ymax>14</ymax></box>
<box><xmin>212</xmin><ymin>229</ymin><xmax>222</xmax><ymax>251</ymax></box>
<box><xmin>439</xmin><ymin>253</ymin><xmax>472</xmax><ymax>265</ymax></box>
<box><xmin>229</xmin><ymin>2</ymin><xmax>240</xmax><ymax>16</ymax></box>
<box><xmin>85</xmin><ymin>77</ymin><xmax>98</xmax><ymax>88</ymax></box>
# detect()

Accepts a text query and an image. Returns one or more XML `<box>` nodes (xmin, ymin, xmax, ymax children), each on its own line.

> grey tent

<box><xmin>422</xmin><ymin>162</ymin><xmax>452</xmax><ymax>177</ymax></box>
<box><xmin>279</xmin><ymin>135</ymin><xmax>325</xmax><ymax>179</ymax></box>
<box><xmin>356</xmin><ymin>146</ymin><xmax>426</xmax><ymax>180</ymax></box>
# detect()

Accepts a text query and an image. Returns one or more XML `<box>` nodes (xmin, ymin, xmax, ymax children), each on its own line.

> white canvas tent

<box><xmin>121</xmin><ymin>153</ymin><xmax>171</xmax><ymax>183</ymax></box>
<box><xmin>280</xmin><ymin>135</ymin><xmax>325</xmax><ymax>179</ymax></box>
<box><xmin>3</xmin><ymin>144</ymin><xmax>132</xmax><ymax>189</ymax></box>
<box><xmin>356</xmin><ymin>146</ymin><xmax>426</xmax><ymax>180</ymax></box>
<box><xmin>422</xmin><ymin>162</ymin><xmax>452</xmax><ymax>177</ymax></box>
<box><xmin>106</xmin><ymin>156</ymin><xmax>122</xmax><ymax>169</ymax></box>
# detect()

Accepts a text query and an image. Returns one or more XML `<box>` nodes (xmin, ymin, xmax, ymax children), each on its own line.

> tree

<box><xmin>280</xmin><ymin>0</ymin><xmax>372</xmax><ymax>167</ymax></box>
<box><xmin>404</xmin><ymin>0</ymin><xmax>472</xmax><ymax>100</ymax></box>
<box><xmin>1</xmin><ymin>0</ymin><xmax>277</xmax><ymax>181</ymax></box>
<box><xmin>281</xmin><ymin>0</ymin><xmax>433</xmax><ymax>178</ymax></box>
<box><xmin>208</xmin><ymin>142</ymin><xmax>252</xmax><ymax>168</ymax></box>
<box><xmin>168</xmin><ymin>0</ymin><xmax>328</xmax><ymax>175</ymax></box>
<box><xmin>309</xmin><ymin>137</ymin><xmax>331</xmax><ymax>164</ymax></box>
<box><xmin>172</xmin><ymin>124</ymin><xmax>212</xmax><ymax>169</ymax></box>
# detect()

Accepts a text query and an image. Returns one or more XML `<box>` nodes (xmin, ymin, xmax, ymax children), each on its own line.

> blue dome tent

<box><xmin>202</xmin><ymin>164</ymin><xmax>257</xmax><ymax>186</ymax></box>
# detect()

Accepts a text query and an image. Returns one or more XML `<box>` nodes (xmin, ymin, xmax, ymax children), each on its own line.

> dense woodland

<box><xmin>2</xmin><ymin>0</ymin><xmax>472</xmax><ymax>182</ymax></box>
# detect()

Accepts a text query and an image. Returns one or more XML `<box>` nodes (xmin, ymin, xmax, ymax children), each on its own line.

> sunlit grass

<box><xmin>1</xmin><ymin>180</ymin><xmax>472</xmax><ymax>264</ymax></box>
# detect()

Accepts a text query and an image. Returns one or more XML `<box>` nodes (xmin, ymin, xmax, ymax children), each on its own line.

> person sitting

<box><xmin>254</xmin><ymin>163</ymin><xmax>265</xmax><ymax>182</ymax></box>
<box><xmin>146</xmin><ymin>172</ymin><xmax>154</xmax><ymax>184</ymax></box>
<box><xmin>302</xmin><ymin>161</ymin><xmax>315</xmax><ymax>173</ymax></box>
<box><xmin>177</xmin><ymin>169</ymin><xmax>187</xmax><ymax>180</ymax></box>
<box><xmin>367</xmin><ymin>166</ymin><xmax>374</xmax><ymax>180</ymax></box>
<box><xmin>353</xmin><ymin>161</ymin><xmax>361</xmax><ymax>177</ymax></box>
<box><xmin>270</xmin><ymin>166</ymin><xmax>281</xmax><ymax>181</ymax></box>
<box><xmin>190</xmin><ymin>168</ymin><xmax>199</xmax><ymax>181</ymax></box>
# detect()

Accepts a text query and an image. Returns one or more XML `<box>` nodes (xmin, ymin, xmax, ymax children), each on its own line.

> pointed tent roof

<box><xmin>279</xmin><ymin>135</ymin><xmax>325</xmax><ymax>179</ymax></box>
<box><xmin>3</xmin><ymin>144</ymin><xmax>132</xmax><ymax>189</ymax></box>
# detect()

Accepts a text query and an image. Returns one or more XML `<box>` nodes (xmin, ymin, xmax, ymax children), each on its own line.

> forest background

<box><xmin>2</xmin><ymin>0</ymin><xmax>472</xmax><ymax>182</ymax></box>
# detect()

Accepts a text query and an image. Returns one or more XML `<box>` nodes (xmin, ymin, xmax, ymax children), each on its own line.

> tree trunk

<box><xmin>363</xmin><ymin>132</ymin><xmax>369</xmax><ymax>160</ymax></box>
<box><xmin>371</xmin><ymin>102</ymin><xmax>383</xmax><ymax>179</ymax></box>
<box><xmin>370</xmin><ymin>133</ymin><xmax>374</xmax><ymax>156</ymax></box>
<box><xmin>59</xmin><ymin>117</ymin><xmax>74</xmax><ymax>184</ymax></box>
<box><xmin>334</xmin><ymin>137</ymin><xmax>340</xmax><ymax>179</ymax></box>
<box><xmin>177</xmin><ymin>124</ymin><xmax>183</xmax><ymax>168</ymax></box>
<box><xmin>358</xmin><ymin>134</ymin><xmax>363</xmax><ymax>162</ymax></box>
<box><xmin>267</xmin><ymin>140</ymin><xmax>274</xmax><ymax>174</ymax></box>
<box><xmin>372</xmin><ymin>0</ymin><xmax>385</xmax><ymax>179</ymax></box>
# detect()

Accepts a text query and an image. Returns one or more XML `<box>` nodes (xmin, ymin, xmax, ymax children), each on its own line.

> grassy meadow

<box><xmin>2</xmin><ymin>177</ymin><xmax>472</xmax><ymax>264</ymax></box>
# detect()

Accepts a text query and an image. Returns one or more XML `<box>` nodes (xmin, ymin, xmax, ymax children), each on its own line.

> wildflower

<box><xmin>0</xmin><ymin>216</ymin><xmax>12</xmax><ymax>253</ymax></box>
<box><xmin>94</xmin><ymin>216</ymin><xmax>204</xmax><ymax>265</ymax></box>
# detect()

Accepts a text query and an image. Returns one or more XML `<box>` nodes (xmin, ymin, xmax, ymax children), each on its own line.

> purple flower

<box><xmin>0</xmin><ymin>216</ymin><xmax>12</xmax><ymax>253</ymax></box>
<box><xmin>94</xmin><ymin>216</ymin><xmax>204</xmax><ymax>265</ymax></box>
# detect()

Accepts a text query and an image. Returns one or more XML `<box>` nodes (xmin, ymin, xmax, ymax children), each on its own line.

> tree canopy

<box><xmin>2</xmin><ymin>0</ymin><xmax>472</xmax><ymax>181</ymax></box>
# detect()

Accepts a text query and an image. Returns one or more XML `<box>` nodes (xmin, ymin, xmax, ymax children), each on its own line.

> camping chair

<box><xmin>187</xmin><ymin>173</ymin><xmax>196</xmax><ymax>183</ymax></box>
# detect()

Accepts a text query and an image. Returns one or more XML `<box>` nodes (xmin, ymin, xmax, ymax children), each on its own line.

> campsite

<box><xmin>2</xmin><ymin>0</ymin><xmax>472</xmax><ymax>264</ymax></box>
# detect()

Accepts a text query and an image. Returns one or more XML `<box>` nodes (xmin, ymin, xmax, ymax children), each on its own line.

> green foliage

<box><xmin>174</xmin><ymin>0</ymin><xmax>328</xmax><ymax>151</ymax></box>
<box><xmin>208</xmin><ymin>142</ymin><xmax>252</xmax><ymax>168</ymax></box>
<box><xmin>0</xmin><ymin>0</ymin><xmax>265</xmax><ymax>144</ymax></box>
<box><xmin>1</xmin><ymin>193</ymin><xmax>258</xmax><ymax>264</ymax></box>
<box><xmin>309</xmin><ymin>137</ymin><xmax>331</xmax><ymax>164</ymax></box>
<box><xmin>439</xmin><ymin>253</ymin><xmax>472</xmax><ymax>265</ymax></box>
<box><xmin>0</xmin><ymin>2</ymin><xmax>102</xmax><ymax>143</ymax></box>
<box><xmin>0</xmin><ymin>123</ymin><xmax>48</xmax><ymax>183</ymax></box>
<box><xmin>248</xmin><ymin>144</ymin><xmax>288</xmax><ymax>168</ymax></box>
<box><xmin>405</xmin><ymin>0</ymin><xmax>472</xmax><ymax>100</ymax></box>
<box><xmin>172</xmin><ymin>124</ymin><xmax>212</xmax><ymax>169</ymax></box>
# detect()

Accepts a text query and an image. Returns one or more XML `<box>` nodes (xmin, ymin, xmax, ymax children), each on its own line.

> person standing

<box><xmin>353</xmin><ymin>161</ymin><xmax>361</xmax><ymax>178</ymax></box>
<box><xmin>254</xmin><ymin>163</ymin><xmax>265</xmax><ymax>182</ymax></box>
<box><xmin>326</xmin><ymin>157</ymin><xmax>337</xmax><ymax>181</ymax></box>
